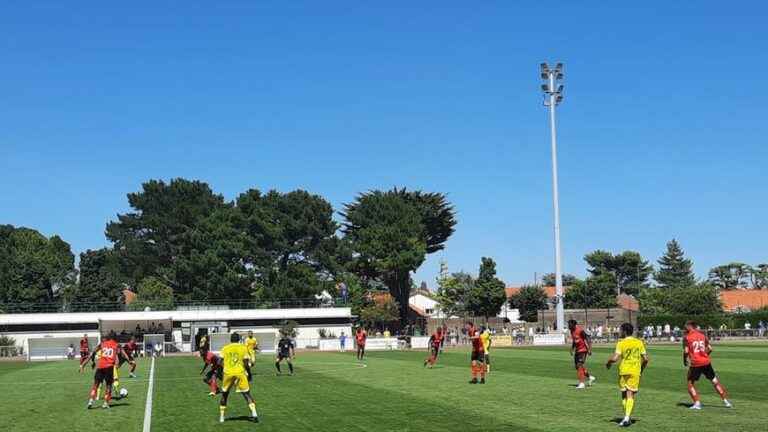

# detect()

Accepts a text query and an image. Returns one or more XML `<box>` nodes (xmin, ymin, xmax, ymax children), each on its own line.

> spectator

<box><xmin>337</xmin><ymin>281</ymin><xmax>348</xmax><ymax>304</ymax></box>
<box><xmin>339</xmin><ymin>332</ymin><xmax>347</xmax><ymax>352</ymax></box>
<box><xmin>744</xmin><ymin>321</ymin><xmax>752</xmax><ymax>336</ymax></box>
<box><xmin>67</xmin><ymin>344</ymin><xmax>75</xmax><ymax>360</ymax></box>
<box><xmin>663</xmin><ymin>323</ymin><xmax>671</xmax><ymax>339</ymax></box>
<box><xmin>758</xmin><ymin>320</ymin><xmax>766</xmax><ymax>338</ymax></box>
<box><xmin>135</xmin><ymin>324</ymin><xmax>142</xmax><ymax>335</ymax></box>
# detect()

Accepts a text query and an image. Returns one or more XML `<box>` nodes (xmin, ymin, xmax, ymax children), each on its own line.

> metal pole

<box><xmin>547</xmin><ymin>72</ymin><xmax>565</xmax><ymax>333</ymax></box>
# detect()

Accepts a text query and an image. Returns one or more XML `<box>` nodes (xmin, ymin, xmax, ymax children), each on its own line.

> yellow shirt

<box><xmin>221</xmin><ymin>342</ymin><xmax>249</xmax><ymax>375</ymax></box>
<box><xmin>480</xmin><ymin>331</ymin><xmax>491</xmax><ymax>353</ymax></box>
<box><xmin>614</xmin><ymin>336</ymin><xmax>646</xmax><ymax>376</ymax></box>
<box><xmin>245</xmin><ymin>337</ymin><xmax>258</xmax><ymax>355</ymax></box>
<box><xmin>383</xmin><ymin>330</ymin><xmax>391</xmax><ymax>338</ymax></box>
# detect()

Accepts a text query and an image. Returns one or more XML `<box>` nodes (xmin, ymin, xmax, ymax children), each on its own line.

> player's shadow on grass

<box><xmin>675</xmin><ymin>402</ymin><xmax>729</xmax><ymax>410</ymax></box>
<box><xmin>609</xmin><ymin>418</ymin><xmax>638</xmax><ymax>425</ymax></box>
<box><xmin>227</xmin><ymin>416</ymin><xmax>259</xmax><ymax>422</ymax></box>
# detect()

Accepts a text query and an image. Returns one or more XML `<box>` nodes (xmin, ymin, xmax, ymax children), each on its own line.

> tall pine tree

<box><xmin>654</xmin><ymin>239</ymin><xmax>696</xmax><ymax>289</ymax></box>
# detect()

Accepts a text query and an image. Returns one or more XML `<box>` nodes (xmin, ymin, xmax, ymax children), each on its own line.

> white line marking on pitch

<box><xmin>142</xmin><ymin>356</ymin><xmax>156</xmax><ymax>432</ymax></box>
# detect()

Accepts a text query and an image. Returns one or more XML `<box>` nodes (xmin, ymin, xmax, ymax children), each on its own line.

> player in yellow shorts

<box><xmin>219</xmin><ymin>333</ymin><xmax>259</xmax><ymax>423</ymax></box>
<box><xmin>244</xmin><ymin>331</ymin><xmax>259</xmax><ymax>381</ymax></box>
<box><xmin>606</xmin><ymin>323</ymin><xmax>649</xmax><ymax>428</ymax></box>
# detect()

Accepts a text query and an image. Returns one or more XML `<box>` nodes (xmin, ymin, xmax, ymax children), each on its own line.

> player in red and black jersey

<box><xmin>200</xmin><ymin>348</ymin><xmax>223</xmax><ymax>396</ymax></box>
<box><xmin>79</xmin><ymin>334</ymin><xmax>90</xmax><ymax>367</ymax></box>
<box><xmin>355</xmin><ymin>328</ymin><xmax>367</xmax><ymax>361</ymax></box>
<box><xmin>81</xmin><ymin>332</ymin><xmax>127</xmax><ymax>409</ymax></box>
<box><xmin>423</xmin><ymin>328</ymin><xmax>444</xmax><ymax>368</ymax></box>
<box><xmin>467</xmin><ymin>322</ymin><xmax>486</xmax><ymax>384</ymax></box>
<box><xmin>568</xmin><ymin>320</ymin><xmax>595</xmax><ymax>389</ymax></box>
<box><xmin>683</xmin><ymin>321</ymin><xmax>732</xmax><ymax>409</ymax></box>
<box><xmin>121</xmin><ymin>337</ymin><xmax>139</xmax><ymax>378</ymax></box>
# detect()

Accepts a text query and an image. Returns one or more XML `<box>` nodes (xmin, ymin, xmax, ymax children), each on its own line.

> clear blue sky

<box><xmin>2</xmin><ymin>2</ymin><xmax>766</xmax><ymax>288</ymax></box>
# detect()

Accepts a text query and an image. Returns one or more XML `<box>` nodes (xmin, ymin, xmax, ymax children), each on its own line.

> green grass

<box><xmin>1</xmin><ymin>342</ymin><xmax>767</xmax><ymax>431</ymax></box>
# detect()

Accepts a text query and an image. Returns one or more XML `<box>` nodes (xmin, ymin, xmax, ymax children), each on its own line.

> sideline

<box><xmin>142</xmin><ymin>356</ymin><xmax>156</xmax><ymax>432</ymax></box>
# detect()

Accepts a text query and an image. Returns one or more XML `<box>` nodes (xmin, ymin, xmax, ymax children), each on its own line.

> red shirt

<box><xmin>123</xmin><ymin>341</ymin><xmax>138</xmax><ymax>357</ymax></box>
<box><xmin>80</xmin><ymin>338</ymin><xmax>89</xmax><ymax>352</ymax></box>
<box><xmin>469</xmin><ymin>328</ymin><xmax>483</xmax><ymax>353</ymax></box>
<box><xmin>430</xmin><ymin>332</ymin><xmax>443</xmax><ymax>348</ymax></box>
<box><xmin>356</xmin><ymin>330</ymin><xmax>367</xmax><ymax>345</ymax></box>
<box><xmin>204</xmin><ymin>351</ymin><xmax>221</xmax><ymax>368</ymax></box>
<box><xmin>570</xmin><ymin>326</ymin><xmax>589</xmax><ymax>353</ymax></box>
<box><xmin>97</xmin><ymin>340</ymin><xmax>119</xmax><ymax>369</ymax></box>
<box><xmin>685</xmin><ymin>330</ymin><xmax>711</xmax><ymax>367</ymax></box>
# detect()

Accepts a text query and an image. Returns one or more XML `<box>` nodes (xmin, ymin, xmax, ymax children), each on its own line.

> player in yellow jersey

<box><xmin>480</xmin><ymin>327</ymin><xmax>492</xmax><ymax>373</ymax></box>
<box><xmin>219</xmin><ymin>333</ymin><xmax>259</xmax><ymax>423</ymax></box>
<box><xmin>244</xmin><ymin>331</ymin><xmax>259</xmax><ymax>381</ymax></box>
<box><xmin>606</xmin><ymin>323</ymin><xmax>649</xmax><ymax>428</ymax></box>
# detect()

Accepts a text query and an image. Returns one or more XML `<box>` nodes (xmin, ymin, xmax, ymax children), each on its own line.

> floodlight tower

<box><xmin>540</xmin><ymin>62</ymin><xmax>565</xmax><ymax>333</ymax></box>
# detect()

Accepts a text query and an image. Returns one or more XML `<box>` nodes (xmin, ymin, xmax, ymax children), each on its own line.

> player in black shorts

<box><xmin>275</xmin><ymin>336</ymin><xmax>295</xmax><ymax>376</ymax></box>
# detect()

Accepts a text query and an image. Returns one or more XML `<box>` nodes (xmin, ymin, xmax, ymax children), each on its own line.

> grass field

<box><xmin>1</xmin><ymin>342</ymin><xmax>767</xmax><ymax>432</ymax></box>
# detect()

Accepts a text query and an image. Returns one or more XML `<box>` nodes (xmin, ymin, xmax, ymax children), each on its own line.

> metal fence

<box><xmin>0</xmin><ymin>297</ymin><xmax>350</xmax><ymax>314</ymax></box>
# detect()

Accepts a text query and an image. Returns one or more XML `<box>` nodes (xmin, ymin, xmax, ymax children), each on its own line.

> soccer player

<box><xmin>606</xmin><ymin>323</ymin><xmax>649</xmax><ymax>428</ymax></box>
<box><xmin>219</xmin><ymin>333</ymin><xmax>259</xmax><ymax>423</ymax></box>
<box><xmin>275</xmin><ymin>334</ymin><xmax>295</xmax><ymax>375</ymax></box>
<box><xmin>683</xmin><ymin>320</ymin><xmax>732</xmax><ymax>409</ymax></box>
<box><xmin>244</xmin><ymin>331</ymin><xmax>259</xmax><ymax>381</ymax></box>
<box><xmin>122</xmin><ymin>337</ymin><xmax>139</xmax><ymax>378</ymax></box>
<box><xmin>568</xmin><ymin>319</ymin><xmax>595</xmax><ymax>389</ymax></box>
<box><xmin>467</xmin><ymin>322</ymin><xmax>486</xmax><ymax>384</ymax></box>
<box><xmin>81</xmin><ymin>332</ymin><xmax>126</xmax><ymax>409</ymax></box>
<box><xmin>355</xmin><ymin>327</ymin><xmax>367</xmax><ymax>361</ymax></box>
<box><xmin>79</xmin><ymin>334</ymin><xmax>90</xmax><ymax>367</ymax></box>
<box><xmin>480</xmin><ymin>326</ymin><xmax>492</xmax><ymax>373</ymax></box>
<box><xmin>424</xmin><ymin>328</ymin><xmax>444</xmax><ymax>368</ymax></box>
<box><xmin>200</xmin><ymin>348</ymin><xmax>223</xmax><ymax>396</ymax></box>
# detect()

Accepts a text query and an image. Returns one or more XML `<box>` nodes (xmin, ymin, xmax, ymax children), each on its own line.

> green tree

<box><xmin>0</xmin><ymin>225</ymin><xmax>75</xmax><ymax>305</ymax></box>
<box><xmin>467</xmin><ymin>257</ymin><xmax>506</xmax><ymax>320</ymax></box>
<box><xmin>637</xmin><ymin>286</ymin><xmax>670</xmax><ymax>314</ymax></box>
<box><xmin>541</xmin><ymin>273</ymin><xmax>579</xmax><ymax>287</ymax></box>
<box><xmin>278</xmin><ymin>320</ymin><xmax>300</xmax><ymax>338</ymax></box>
<box><xmin>71</xmin><ymin>248</ymin><xmax>126</xmax><ymax>304</ymax></box>
<box><xmin>584</xmin><ymin>250</ymin><xmax>652</xmax><ymax>296</ymax></box>
<box><xmin>342</xmin><ymin>188</ymin><xmax>456</xmax><ymax>324</ymax></box>
<box><xmin>708</xmin><ymin>263</ymin><xmax>750</xmax><ymax>290</ymax></box>
<box><xmin>359</xmin><ymin>297</ymin><xmax>400</xmax><ymax>331</ymax></box>
<box><xmin>565</xmin><ymin>273</ymin><xmax>618</xmax><ymax>309</ymax></box>
<box><xmin>105</xmin><ymin>178</ymin><xmax>227</xmax><ymax>287</ymax></box>
<box><xmin>435</xmin><ymin>272</ymin><xmax>474</xmax><ymax>317</ymax></box>
<box><xmin>235</xmin><ymin>189</ymin><xmax>345</xmax><ymax>300</ymax></box>
<box><xmin>654</xmin><ymin>239</ymin><xmax>696</xmax><ymax>289</ymax></box>
<box><xmin>667</xmin><ymin>283</ymin><xmax>722</xmax><ymax>315</ymax></box>
<box><xmin>509</xmin><ymin>285</ymin><xmax>548</xmax><ymax>322</ymax></box>
<box><xmin>751</xmin><ymin>264</ymin><xmax>768</xmax><ymax>289</ymax></box>
<box><xmin>129</xmin><ymin>276</ymin><xmax>174</xmax><ymax>311</ymax></box>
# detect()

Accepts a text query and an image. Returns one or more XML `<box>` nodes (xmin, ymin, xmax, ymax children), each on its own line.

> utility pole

<box><xmin>540</xmin><ymin>62</ymin><xmax>565</xmax><ymax>332</ymax></box>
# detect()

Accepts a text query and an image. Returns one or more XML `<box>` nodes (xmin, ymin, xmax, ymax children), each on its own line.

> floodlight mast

<box><xmin>540</xmin><ymin>62</ymin><xmax>565</xmax><ymax>333</ymax></box>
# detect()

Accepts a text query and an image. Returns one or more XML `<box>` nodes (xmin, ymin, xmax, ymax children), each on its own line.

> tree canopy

<box><xmin>584</xmin><ymin>250</ymin><xmax>652</xmax><ymax>296</ymax></box>
<box><xmin>654</xmin><ymin>239</ymin><xmax>696</xmax><ymax>289</ymax></box>
<box><xmin>509</xmin><ymin>285</ymin><xmax>548</xmax><ymax>322</ymax></box>
<box><xmin>342</xmin><ymin>188</ymin><xmax>456</xmax><ymax>324</ymax></box>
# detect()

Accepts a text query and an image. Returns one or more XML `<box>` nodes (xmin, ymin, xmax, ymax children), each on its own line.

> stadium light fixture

<box><xmin>539</xmin><ymin>61</ymin><xmax>566</xmax><ymax>333</ymax></box>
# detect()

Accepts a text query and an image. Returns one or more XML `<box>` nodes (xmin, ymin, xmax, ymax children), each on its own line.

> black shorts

<box><xmin>80</xmin><ymin>351</ymin><xmax>89</xmax><ymax>361</ymax></box>
<box><xmin>205</xmin><ymin>367</ymin><xmax>223</xmax><ymax>381</ymax></box>
<box><xmin>94</xmin><ymin>367</ymin><xmax>115</xmax><ymax>386</ymax></box>
<box><xmin>574</xmin><ymin>352</ymin><xmax>588</xmax><ymax>368</ymax></box>
<box><xmin>688</xmin><ymin>364</ymin><xmax>716</xmax><ymax>382</ymax></box>
<box><xmin>430</xmin><ymin>345</ymin><xmax>440</xmax><ymax>357</ymax></box>
<box><xmin>471</xmin><ymin>351</ymin><xmax>485</xmax><ymax>363</ymax></box>
<box><xmin>278</xmin><ymin>352</ymin><xmax>292</xmax><ymax>361</ymax></box>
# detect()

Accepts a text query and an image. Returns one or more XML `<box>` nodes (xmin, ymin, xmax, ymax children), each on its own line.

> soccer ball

<box><xmin>119</xmin><ymin>388</ymin><xmax>129</xmax><ymax>398</ymax></box>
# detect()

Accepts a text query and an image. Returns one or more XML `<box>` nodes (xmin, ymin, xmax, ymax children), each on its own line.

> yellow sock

<box><xmin>248</xmin><ymin>402</ymin><xmax>256</xmax><ymax>415</ymax></box>
<box><xmin>219</xmin><ymin>406</ymin><xmax>226</xmax><ymax>416</ymax></box>
<box><xmin>621</xmin><ymin>398</ymin><xmax>627</xmax><ymax>410</ymax></box>
<box><xmin>624</xmin><ymin>398</ymin><xmax>635</xmax><ymax>417</ymax></box>
<box><xmin>96</xmin><ymin>387</ymin><xmax>101</xmax><ymax>400</ymax></box>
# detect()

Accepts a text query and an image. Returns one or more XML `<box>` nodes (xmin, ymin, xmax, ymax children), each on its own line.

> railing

<box><xmin>0</xmin><ymin>297</ymin><xmax>350</xmax><ymax>314</ymax></box>
<box><xmin>0</xmin><ymin>345</ymin><xmax>23</xmax><ymax>358</ymax></box>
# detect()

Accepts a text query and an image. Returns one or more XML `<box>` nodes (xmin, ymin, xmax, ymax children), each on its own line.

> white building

<box><xmin>0</xmin><ymin>307</ymin><xmax>353</xmax><ymax>360</ymax></box>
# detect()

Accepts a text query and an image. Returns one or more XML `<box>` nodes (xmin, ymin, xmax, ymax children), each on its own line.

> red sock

<box><xmin>89</xmin><ymin>384</ymin><xmax>98</xmax><ymax>399</ymax></box>
<box><xmin>577</xmin><ymin>367</ymin><xmax>585</xmax><ymax>383</ymax></box>
<box><xmin>130</xmin><ymin>363</ymin><xmax>136</xmax><ymax>373</ymax></box>
<box><xmin>209</xmin><ymin>380</ymin><xmax>218</xmax><ymax>393</ymax></box>
<box><xmin>688</xmin><ymin>383</ymin><xmax>700</xmax><ymax>402</ymax></box>
<box><xmin>713</xmin><ymin>379</ymin><xmax>727</xmax><ymax>399</ymax></box>
<box><xmin>105</xmin><ymin>390</ymin><xmax>112</xmax><ymax>403</ymax></box>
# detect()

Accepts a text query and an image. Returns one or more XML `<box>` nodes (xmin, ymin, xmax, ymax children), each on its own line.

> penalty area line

<box><xmin>142</xmin><ymin>356</ymin><xmax>156</xmax><ymax>432</ymax></box>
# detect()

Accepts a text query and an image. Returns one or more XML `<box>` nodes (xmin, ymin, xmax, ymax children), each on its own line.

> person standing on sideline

<box><xmin>339</xmin><ymin>332</ymin><xmax>347</xmax><ymax>352</ymax></box>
